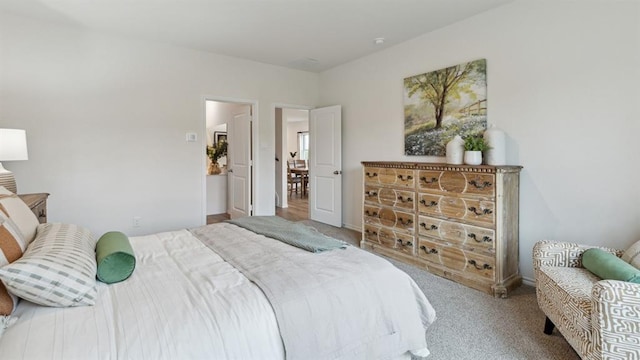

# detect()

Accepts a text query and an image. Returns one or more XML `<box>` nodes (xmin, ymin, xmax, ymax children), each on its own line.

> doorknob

<box><xmin>228</xmin><ymin>169</ymin><xmax>234</xmax><ymax>173</ymax></box>
<box><xmin>333</xmin><ymin>170</ymin><xmax>342</xmax><ymax>175</ymax></box>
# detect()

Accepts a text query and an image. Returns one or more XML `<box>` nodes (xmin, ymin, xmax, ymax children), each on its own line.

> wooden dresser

<box><xmin>361</xmin><ymin>162</ymin><xmax>522</xmax><ymax>298</ymax></box>
<box><xmin>18</xmin><ymin>193</ymin><xmax>49</xmax><ymax>224</ymax></box>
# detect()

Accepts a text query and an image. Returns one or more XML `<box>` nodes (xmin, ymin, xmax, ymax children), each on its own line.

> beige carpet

<box><xmin>300</xmin><ymin>219</ymin><xmax>580</xmax><ymax>360</ymax></box>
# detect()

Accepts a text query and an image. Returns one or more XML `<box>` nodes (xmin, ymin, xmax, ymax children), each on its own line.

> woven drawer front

<box><xmin>364</xmin><ymin>185</ymin><xmax>415</xmax><ymax>211</ymax></box>
<box><xmin>418</xmin><ymin>193</ymin><xmax>495</xmax><ymax>226</ymax></box>
<box><xmin>363</xmin><ymin>204</ymin><xmax>414</xmax><ymax>233</ymax></box>
<box><xmin>364</xmin><ymin>167</ymin><xmax>415</xmax><ymax>188</ymax></box>
<box><xmin>417</xmin><ymin>170</ymin><xmax>495</xmax><ymax>197</ymax></box>
<box><xmin>417</xmin><ymin>215</ymin><xmax>495</xmax><ymax>253</ymax></box>
<box><xmin>417</xmin><ymin>237</ymin><xmax>495</xmax><ymax>280</ymax></box>
<box><xmin>363</xmin><ymin>224</ymin><xmax>415</xmax><ymax>255</ymax></box>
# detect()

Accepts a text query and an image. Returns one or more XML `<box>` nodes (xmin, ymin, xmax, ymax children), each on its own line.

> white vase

<box><xmin>464</xmin><ymin>151</ymin><xmax>482</xmax><ymax>165</ymax></box>
<box><xmin>483</xmin><ymin>124</ymin><xmax>506</xmax><ymax>165</ymax></box>
<box><xmin>445</xmin><ymin>135</ymin><xmax>464</xmax><ymax>165</ymax></box>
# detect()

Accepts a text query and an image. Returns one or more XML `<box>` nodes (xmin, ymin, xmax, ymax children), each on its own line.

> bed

<box><xmin>0</xmin><ymin>219</ymin><xmax>436</xmax><ymax>360</ymax></box>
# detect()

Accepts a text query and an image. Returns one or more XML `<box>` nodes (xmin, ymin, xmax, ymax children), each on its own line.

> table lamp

<box><xmin>0</xmin><ymin>129</ymin><xmax>28</xmax><ymax>193</ymax></box>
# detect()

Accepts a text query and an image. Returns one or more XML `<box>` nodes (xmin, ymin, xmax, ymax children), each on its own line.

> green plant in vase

<box><xmin>463</xmin><ymin>136</ymin><xmax>490</xmax><ymax>165</ymax></box>
<box><xmin>206</xmin><ymin>140</ymin><xmax>228</xmax><ymax>174</ymax></box>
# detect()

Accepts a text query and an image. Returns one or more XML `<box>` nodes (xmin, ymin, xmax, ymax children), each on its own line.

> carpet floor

<box><xmin>300</xmin><ymin>219</ymin><xmax>580</xmax><ymax>360</ymax></box>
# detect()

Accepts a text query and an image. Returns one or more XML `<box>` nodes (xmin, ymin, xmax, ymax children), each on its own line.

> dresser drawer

<box><xmin>418</xmin><ymin>193</ymin><xmax>495</xmax><ymax>227</ymax></box>
<box><xmin>363</xmin><ymin>204</ymin><xmax>414</xmax><ymax>233</ymax></box>
<box><xmin>363</xmin><ymin>224</ymin><xmax>415</xmax><ymax>255</ymax></box>
<box><xmin>417</xmin><ymin>215</ymin><xmax>495</xmax><ymax>253</ymax></box>
<box><xmin>417</xmin><ymin>170</ymin><xmax>495</xmax><ymax>198</ymax></box>
<box><xmin>364</xmin><ymin>185</ymin><xmax>415</xmax><ymax>211</ymax></box>
<box><xmin>364</xmin><ymin>167</ymin><xmax>415</xmax><ymax>188</ymax></box>
<box><xmin>417</xmin><ymin>237</ymin><xmax>495</xmax><ymax>280</ymax></box>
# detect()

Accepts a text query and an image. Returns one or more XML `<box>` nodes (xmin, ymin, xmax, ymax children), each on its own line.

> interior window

<box><xmin>298</xmin><ymin>131</ymin><xmax>309</xmax><ymax>161</ymax></box>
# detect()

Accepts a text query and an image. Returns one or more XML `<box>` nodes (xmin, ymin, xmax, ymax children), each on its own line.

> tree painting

<box><xmin>404</xmin><ymin>59</ymin><xmax>487</xmax><ymax>156</ymax></box>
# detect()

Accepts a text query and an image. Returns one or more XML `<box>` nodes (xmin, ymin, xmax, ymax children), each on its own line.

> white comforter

<box><xmin>0</xmin><ymin>224</ymin><xmax>436</xmax><ymax>360</ymax></box>
<box><xmin>0</xmin><ymin>229</ymin><xmax>285</xmax><ymax>359</ymax></box>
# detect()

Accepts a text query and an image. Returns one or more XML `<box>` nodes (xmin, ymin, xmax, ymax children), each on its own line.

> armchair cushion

<box><xmin>582</xmin><ymin>248</ymin><xmax>640</xmax><ymax>283</ymax></box>
<box><xmin>622</xmin><ymin>239</ymin><xmax>640</xmax><ymax>269</ymax></box>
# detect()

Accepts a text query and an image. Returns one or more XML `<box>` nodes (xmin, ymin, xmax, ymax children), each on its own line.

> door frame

<box><xmin>201</xmin><ymin>95</ymin><xmax>259</xmax><ymax>224</ymax></box>
<box><xmin>272</xmin><ymin>103</ymin><xmax>313</xmax><ymax>210</ymax></box>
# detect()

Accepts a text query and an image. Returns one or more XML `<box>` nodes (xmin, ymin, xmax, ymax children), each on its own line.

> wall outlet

<box><xmin>132</xmin><ymin>216</ymin><xmax>141</xmax><ymax>227</ymax></box>
<box><xmin>186</xmin><ymin>132</ymin><xmax>197</xmax><ymax>142</ymax></box>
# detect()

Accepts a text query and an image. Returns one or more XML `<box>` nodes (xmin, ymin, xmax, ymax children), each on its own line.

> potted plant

<box><xmin>206</xmin><ymin>140</ymin><xmax>228</xmax><ymax>175</ymax></box>
<box><xmin>463</xmin><ymin>135</ymin><xmax>490</xmax><ymax>165</ymax></box>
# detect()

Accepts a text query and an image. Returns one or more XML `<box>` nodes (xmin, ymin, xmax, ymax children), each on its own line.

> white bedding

<box><xmin>0</xmin><ymin>229</ymin><xmax>284</xmax><ymax>359</ymax></box>
<box><xmin>0</xmin><ymin>224</ymin><xmax>435</xmax><ymax>360</ymax></box>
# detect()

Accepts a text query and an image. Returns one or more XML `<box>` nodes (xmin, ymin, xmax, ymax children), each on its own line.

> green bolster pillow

<box><xmin>582</xmin><ymin>248</ymin><xmax>640</xmax><ymax>284</ymax></box>
<box><xmin>96</xmin><ymin>231</ymin><xmax>136</xmax><ymax>284</ymax></box>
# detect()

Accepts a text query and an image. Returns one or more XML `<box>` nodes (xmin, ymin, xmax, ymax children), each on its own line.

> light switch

<box><xmin>186</xmin><ymin>132</ymin><xmax>197</xmax><ymax>142</ymax></box>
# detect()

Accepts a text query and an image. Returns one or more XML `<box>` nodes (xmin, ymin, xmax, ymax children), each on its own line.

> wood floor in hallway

<box><xmin>206</xmin><ymin>191</ymin><xmax>309</xmax><ymax>224</ymax></box>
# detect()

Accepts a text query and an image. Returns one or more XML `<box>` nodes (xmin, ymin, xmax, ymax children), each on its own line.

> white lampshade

<box><xmin>0</xmin><ymin>129</ymin><xmax>29</xmax><ymax>161</ymax></box>
<box><xmin>0</xmin><ymin>128</ymin><xmax>29</xmax><ymax>193</ymax></box>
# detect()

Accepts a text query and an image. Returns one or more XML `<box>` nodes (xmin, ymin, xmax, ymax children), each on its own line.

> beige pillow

<box><xmin>0</xmin><ymin>187</ymin><xmax>39</xmax><ymax>243</ymax></box>
<box><xmin>622</xmin><ymin>239</ymin><xmax>640</xmax><ymax>269</ymax></box>
<box><xmin>0</xmin><ymin>211</ymin><xmax>27</xmax><ymax>315</ymax></box>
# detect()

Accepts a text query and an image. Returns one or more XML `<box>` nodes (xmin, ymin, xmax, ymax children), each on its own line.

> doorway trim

<box><xmin>202</xmin><ymin>95</ymin><xmax>259</xmax><ymax>224</ymax></box>
<box><xmin>272</xmin><ymin>102</ymin><xmax>313</xmax><ymax>210</ymax></box>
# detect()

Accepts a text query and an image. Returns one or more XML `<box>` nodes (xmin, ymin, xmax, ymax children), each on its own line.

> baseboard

<box><xmin>522</xmin><ymin>276</ymin><xmax>535</xmax><ymax>287</ymax></box>
<box><xmin>342</xmin><ymin>222</ymin><xmax>360</xmax><ymax>232</ymax></box>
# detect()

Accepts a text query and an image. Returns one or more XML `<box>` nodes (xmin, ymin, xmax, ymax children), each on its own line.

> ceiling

<box><xmin>0</xmin><ymin>0</ymin><xmax>513</xmax><ymax>72</ymax></box>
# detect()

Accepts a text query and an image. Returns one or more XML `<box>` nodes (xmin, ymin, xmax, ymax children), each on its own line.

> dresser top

<box><xmin>361</xmin><ymin>161</ymin><xmax>522</xmax><ymax>173</ymax></box>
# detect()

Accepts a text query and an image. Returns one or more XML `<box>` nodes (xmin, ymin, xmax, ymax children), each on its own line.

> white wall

<box><xmin>0</xmin><ymin>11</ymin><xmax>319</xmax><ymax>236</ymax></box>
<box><xmin>286</xmin><ymin>121</ymin><xmax>309</xmax><ymax>160</ymax></box>
<box><xmin>319</xmin><ymin>1</ymin><xmax>640</xmax><ymax>281</ymax></box>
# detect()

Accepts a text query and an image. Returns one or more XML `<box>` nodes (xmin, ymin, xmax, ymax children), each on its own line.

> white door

<box><xmin>309</xmin><ymin>105</ymin><xmax>342</xmax><ymax>226</ymax></box>
<box><xmin>227</xmin><ymin>105</ymin><xmax>252</xmax><ymax>218</ymax></box>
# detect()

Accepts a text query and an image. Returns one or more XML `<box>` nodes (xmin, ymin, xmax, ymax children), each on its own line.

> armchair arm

<box><xmin>591</xmin><ymin>280</ymin><xmax>640</xmax><ymax>359</ymax></box>
<box><xmin>533</xmin><ymin>240</ymin><xmax>622</xmax><ymax>269</ymax></box>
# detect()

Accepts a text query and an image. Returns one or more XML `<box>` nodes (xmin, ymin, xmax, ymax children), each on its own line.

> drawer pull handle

<box><xmin>468</xmin><ymin>180</ymin><xmax>493</xmax><ymax>189</ymax></box>
<box><xmin>365</xmin><ymin>191</ymin><xmax>378</xmax><ymax>197</ymax></box>
<box><xmin>468</xmin><ymin>260</ymin><xmax>493</xmax><ymax>270</ymax></box>
<box><xmin>364</xmin><ymin>210</ymin><xmax>378</xmax><ymax>217</ymax></box>
<box><xmin>468</xmin><ymin>233</ymin><xmax>493</xmax><ymax>243</ymax></box>
<box><xmin>420</xmin><ymin>176</ymin><xmax>438</xmax><ymax>184</ymax></box>
<box><xmin>420</xmin><ymin>222</ymin><xmax>438</xmax><ymax>230</ymax></box>
<box><xmin>397</xmin><ymin>174</ymin><xmax>413</xmax><ymax>181</ymax></box>
<box><xmin>365</xmin><ymin>229</ymin><xmax>378</xmax><ymax>236</ymax></box>
<box><xmin>397</xmin><ymin>218</ymin><xmax>413</xmax><ymax>226</ymax></box>
<box><xmin>420</xmin><ymin>199</ymin><xmax>438</xmax><ymax>207</ymax></box>
<box><xmin>397</xmin><ymin>239</ymin><xmax>414</xmax><ymax>247</ymax></box>
<box><xmin>366</xmin><ymin>172</ymin><xmax>378</xmax><ymax>178</ymax></box>
<box><xmin>468</xmin><ymin>206</ymin><xmax>493</xmax><ymax>216</ymax></box>
<box><xmin>396</xmin><ymin>195</ymin><xmax>413</xmax><ymax>203</ymax></box>
<box><xmin>420</xmin><ymin>245</ymin><xmax>438</xmax><ymax>254</ymax></box>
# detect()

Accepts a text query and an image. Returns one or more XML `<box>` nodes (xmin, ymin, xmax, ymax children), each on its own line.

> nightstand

<box><xmin>18</xmin><ymin>193</ymin><xmax>49</xmax><ymax>224</ymax></box>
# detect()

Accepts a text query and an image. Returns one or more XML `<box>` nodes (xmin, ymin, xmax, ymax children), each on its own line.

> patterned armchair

<box><xmin>533</xmin><ymin>240</ymin><xmax>640</xmax><ymax>360</ymax></box>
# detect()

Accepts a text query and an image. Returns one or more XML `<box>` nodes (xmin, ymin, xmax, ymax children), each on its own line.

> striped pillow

<box><xmin>622</xmin><ymin>239</ymin><xmax>640</xmax><ymax>269</ymax></box>
<box><xmin>0</xmin><ymin>212</ymin><xmax>27</xmax><ymax>315</ymax></box>
<box><xmin>0</xmin><ymin>223</ymin><xmax>98</xmax><ymax>307</ymax></box>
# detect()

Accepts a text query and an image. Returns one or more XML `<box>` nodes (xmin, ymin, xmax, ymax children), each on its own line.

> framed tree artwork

<box><xmin>404</xmin><ymin>59</ymin><xmax>487</xmax><ymax>156</ymax></box>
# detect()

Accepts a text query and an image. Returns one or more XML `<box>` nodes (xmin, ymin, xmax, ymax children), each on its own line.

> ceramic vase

<box><xmin>208</xmin><ymin>162</ymin><xmax>222</xmax><ymax>175</ymax></box>
<box><xmin>483</xmin><ymin>124</ymin><xmax>506</xmax><ymax>165</ymax></box>
<box><xmin>445</xmin><ymin>135</ymin><xmax>464</xmax><ymax>165</ymax></box>
<box><xmin>464</xmin><ymin>151</ymin><xmax>482</xmax><ymax>165</ymax></box>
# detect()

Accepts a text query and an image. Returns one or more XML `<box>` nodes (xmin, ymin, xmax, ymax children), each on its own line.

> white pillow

<box><xmin>0</xmin><ymin>223</ymin><xmax>98</xmax><ymax>307</ymax></box>
<box><xmin>0</xmin><ymin>186</ymin><xmax>39</xmax><ymax>243</ymax></box>
<box><xmin>622</xmin><ymin>239</ymin><xmax>640</xmax><ymax>269</ymax></box>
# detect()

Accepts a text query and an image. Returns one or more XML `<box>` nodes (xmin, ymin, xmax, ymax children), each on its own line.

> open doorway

<box><xmin>275</xmin><ymin>107</ymin><xmax>310</xmax><ymax>221</ymax></box>
<box><xmin>205</xmin><ymin>99</ymin><xmax>254</xmax><ymax>224</ymax></box>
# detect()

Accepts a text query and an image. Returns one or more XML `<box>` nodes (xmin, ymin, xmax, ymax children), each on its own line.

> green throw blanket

<box><xmin>96</xmin><ymin>231</ymin><xmax>136</xmax><ymax>284</ymax></box>
<box><xmin>226</xmin><ymin>216</ymin><xmax>347</xmax><ymax>253</ymax></box>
